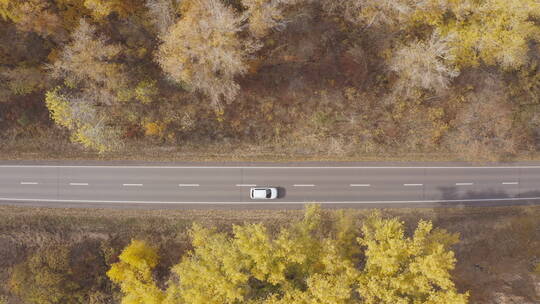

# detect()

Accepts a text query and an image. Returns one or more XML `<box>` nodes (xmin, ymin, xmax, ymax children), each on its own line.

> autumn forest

<box><xmin>0</xmin><ymin>0</ymin><xmax>539</xmax><ymax>160</ymax></box>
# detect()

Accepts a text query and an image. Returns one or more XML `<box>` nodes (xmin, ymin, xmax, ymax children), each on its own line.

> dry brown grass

<box><xmin>3</xmin><ymin>132</ymin><xmax>540</xmax><ymax>162</ymax></box>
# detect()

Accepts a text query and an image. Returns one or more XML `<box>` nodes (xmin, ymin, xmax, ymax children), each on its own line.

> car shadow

<box><xmin>276</xmin><ymin>186</ymin><xmax>287</xmax><ymax>199</ymax></box>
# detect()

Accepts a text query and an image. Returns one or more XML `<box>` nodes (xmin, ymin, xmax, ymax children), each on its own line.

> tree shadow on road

<box><xmin>434</xmin><ymin>186</ymin><xmax>540</xmax><ymax>208</ymax></box>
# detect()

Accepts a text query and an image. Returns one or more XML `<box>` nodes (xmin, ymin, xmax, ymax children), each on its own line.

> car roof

<box><xmin>252</xmin><ymin>188</ymin><xmax>269</xmax><ymax>198</ymax></box>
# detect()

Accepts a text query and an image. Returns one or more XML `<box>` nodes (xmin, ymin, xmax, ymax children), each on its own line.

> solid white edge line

<box><xmin>236</xmin><ymin>184</ymin><xmax>256</xmax><ymax>187</ymax></box>
<box><xmin>178</xmin><ymin>184</ymin><xmax>200</xmax><ymax>187</ymax></box>
<box><xmin>455</xmin><ymin>183</ymin><xmax>474</xmax><ymax>186</ymax></box>
<box><xmin>293</xmin><ymin>184</ymin><xmax>315</xmax><ymax>187</ymax></box>
<box><xmin>350</xmin><ymin>184</ymin><xmax>371</xmax><ymax>187</ymax></box>
<box><xmin>0</xmin><ymin>197</ymin><xmax>539</xmax><ymax>204</ymax></box>
<box><xmin>123</xmin><ymin>184</ymin><xmax>143</xmax><ymax>187</ymax></box>
<box><xmin>1</xmin><ymin>165</ymin><xmax>540</xmax><ymax>169</ymax></box>
<box><xmin>502</xmin><ymin>182</ymin><xmax>519</xmax><ymax>185</ymax></box>
<box><xmin>20</xmin><ymin>182</ymin><xmax>38</xmax><ymax>185</ymax></box>
<box><xmin>403</xmin><ymin>184</ymin><xmax>423</xmax><ymax>186</ymax></box>
<box><xmin>69</xmin><ymin>183</ymin><xmax>89</xmax><ymax>186</ymax></box>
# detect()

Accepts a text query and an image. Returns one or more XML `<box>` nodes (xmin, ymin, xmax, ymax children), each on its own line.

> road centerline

<box><xmin>20</xmin><ymin>182</ymin><xmax>38</xmax><ymax>185</ymax></box>
<box><xmin>1</xmin><ymin>162</ymin><xmax>538</xmax><ymax>205</ymax></box>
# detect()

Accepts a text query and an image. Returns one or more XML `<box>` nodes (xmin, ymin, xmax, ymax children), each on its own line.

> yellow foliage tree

<box><xmin>46</xmin><ymin>20</ymin><xmax>127</xmax><ymax>153</ymax></box>
<box><xmin>163</xmin><ymin>204</ymin><xmax>361</xmax><ymax>304</ymax></box>
<box><xmin>328</xmin><ymin>0</ymin><xmax>539</xmax><ymax>70</ymax></box>
<box><xmin>357</xmin><ymin>213</ymin><xmax>469</xmax><ymax>304</ymax></box>
<box><xmin>54</xmin><ymin>0</ymin><xmax>91</xmax><ymax>29</ymax></box>
<box><xmin>8</xmin><ymin>245</ymin><xmax>85</xmax><ymax>304</ymax></box>
<box><xmin>452</xmin><ymin>0</ymin><xmax>539</xmax><ymax>69</ymax></box>
<box><xmin>45</xmin><ymin>88</ymin><xmax>75</xmax><ymax>129</ymax></box>
<box><xmin>45</xmin><ymin>89</ymin><xmax>122</xmax><ymax>153</ymax></box>
<box><xmin>165</xmin><ymin>224</ymin><xmax>249</xmax><ymax>304</ymax></box>
<box><xmin>0</xmin><ymin>0</ymin><xmax>18</xmax><ymax>21</ymax></box>
<box><xmin>109</xmin><ymin>206</ymin><xmax>468</xmax><ymax>304</ymax></box>
<box><xmin>0</xmin><ymin>0</ymin><xmax>7</xmax><ymax>19</ymax></box>
<box><xmin>70</xmin><ymin>122</ymin><xmax>123</xmax><ymax>153</ymax></box>
<box><xmin>83</xmin><ymin>0</ymin><xmax>141</xmax><ymax>19</ymax></box>
<box><xmin>107</xmin><ymin>240</ymin><xmax>165</xmax><ymax>304</ymax></box>
<box><xmin>50</xmin><ymin>19</ymin><xmax>126</xmax><ymax>93</ymax></box>
<box><xmin>414</xmin><ymin>0</ymin><xmax>540</xmax><ymax>70</ymax></box>
<box><xmin>135</xmin><ymin>80</ymin><xmax>158</xmax><ymax>104</ymax></box>
<box><xmin>0</xmin><ymin>0</ymin><xmax>63</xmax><ymax>38</ymax></box>
<box><xmin>1</xmin><ymin>0</ymin><xmax>89</xmax><ymax>28</ymax></box>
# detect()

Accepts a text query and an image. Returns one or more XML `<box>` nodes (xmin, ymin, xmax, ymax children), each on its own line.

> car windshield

<box><xmin>266</xmin><ymin>189</ymin><xmax>271</xmax><ymax>198</ymax></box>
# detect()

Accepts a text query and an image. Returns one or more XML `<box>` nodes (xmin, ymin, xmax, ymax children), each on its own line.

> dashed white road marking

<box><xmin>236</xmin><ymin>184</ymin><xmax>256</xmax><ymax>187</ymax></box>
<box><xmin>350</xmin><ymin>184</ymin><xmax>371</xmax><ymax>187</ymax></box>
<box><xmin>20</xmin><ymin>182</ymin><xmax>38</xmax><ymax>185</ymax></box>
<box><xmin>455</xmin><ymin>183</ymin><xmax>474</xmax><ymax>186</ymax></box>
<box><xmin>123</xmin><ymin>184</ymin><xmax>143</xmax><ymax>187</ymax></box>
<box><xmin>294</xmin><ymin>184</ymin><xmax>315</xmax><ymax>187</ymax></box>
<box><xmin>403</xmin><ymin>183</ymin><xmax>423</xmax><ymax>187</ymax></box>
<box><xmin>69</xmin><ymin>183</ymin><xmax>89</xmax><ymax>186</ymax></box>
<box><xmin>178</xmin><ymin>184</ymin><xmax>200</xmax><ymax>187</ymax></box>
<box><xmin>502</xmin><ymin>182</ymin><xmax>519</xmax><ymax>185</ymax></box>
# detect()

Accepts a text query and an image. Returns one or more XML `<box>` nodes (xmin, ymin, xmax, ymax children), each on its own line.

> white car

<box><xmin>250</xmin><ymin>187</ymin><xmax>278</xmax><ymax>199</ymax></box>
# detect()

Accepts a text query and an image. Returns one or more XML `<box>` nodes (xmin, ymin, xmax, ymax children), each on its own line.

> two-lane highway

<box><xmin>0</xmin><ymin>163</ymin><xmax>540</xmax><ymax>204</ymax></box>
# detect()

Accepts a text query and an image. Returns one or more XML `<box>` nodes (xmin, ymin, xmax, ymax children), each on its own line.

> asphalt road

<box><xmin>0</xmin><ymin>163</ymin><xmax>540</xmax><ymax>205</ymax></box>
